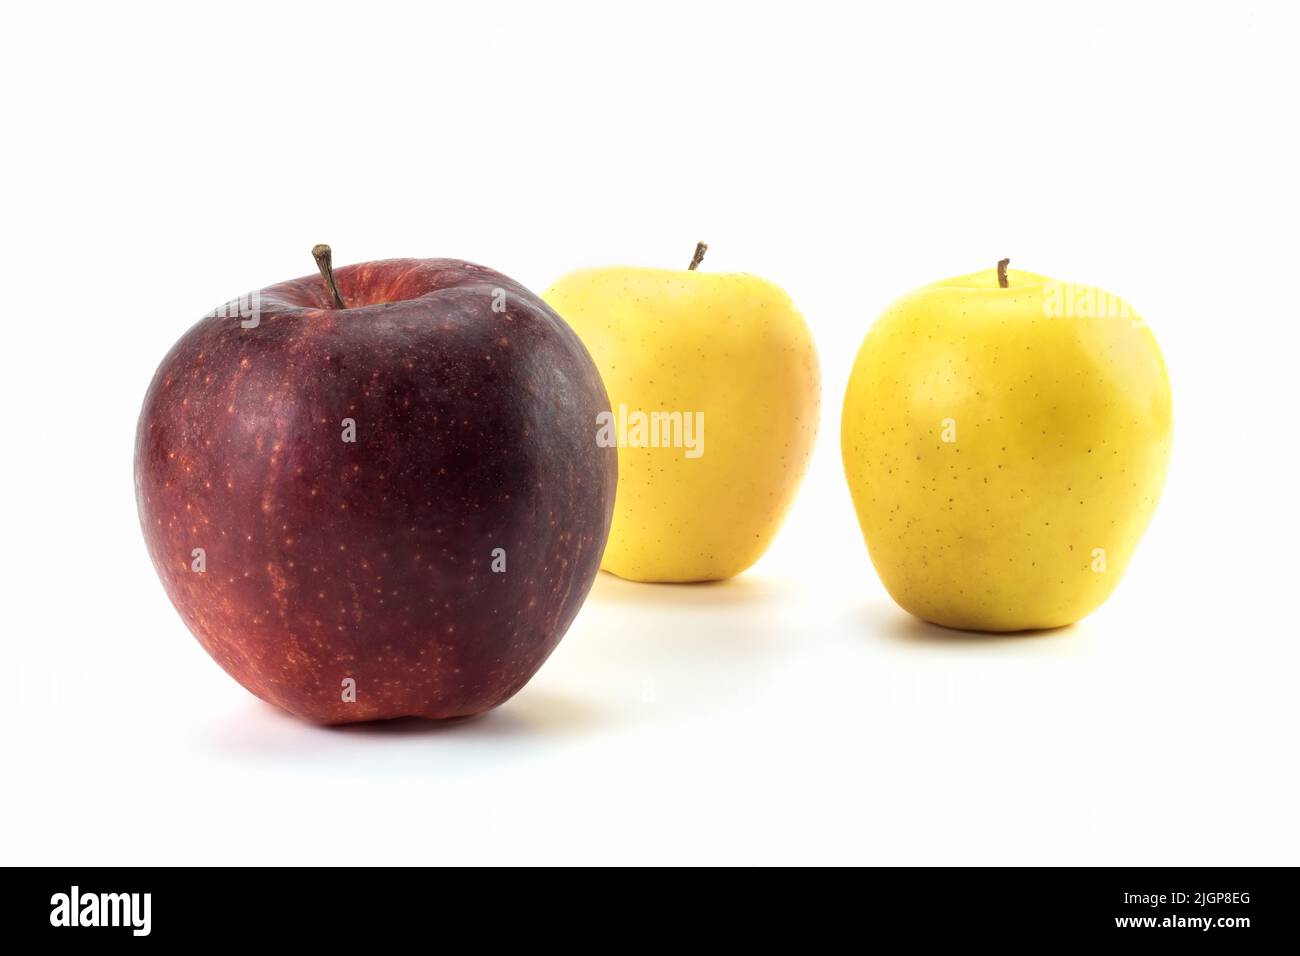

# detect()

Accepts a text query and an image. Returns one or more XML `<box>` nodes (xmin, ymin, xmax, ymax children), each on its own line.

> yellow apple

<box><xmin>842</xmin><ymin>262</ymin><xmax>1172</xmax><ymax>631</ymax></box>
<box><xmin>544</xmin><ymin>244</ymin><xmax>820</xmax><ymax>582</ymax></box>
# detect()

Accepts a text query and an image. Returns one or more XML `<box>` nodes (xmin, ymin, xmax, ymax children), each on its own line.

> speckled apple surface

<box><xmin>135</xmin><ymin>258</ymin><xmax>616</xmax><ymax>723</ymax></box>
<box><xmin>842</xmin><ymin>267</ymin><xmax>1172</xmax><ymax>632</ymax></box>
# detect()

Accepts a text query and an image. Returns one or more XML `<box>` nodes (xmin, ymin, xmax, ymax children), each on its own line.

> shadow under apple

<box><xmin>548</xmin><ymin>571</ymin><xmax>813</xmax><ymax>723</ymax></box>
<box><xmin>199</xmin><ymin>685</ymin><xmax>602</xmax><ymax>776</ymax></box>
<box><xmin>859</xmin><ymin>598</ymin><xmax>1085</xmax><ymax>648</ymax></box>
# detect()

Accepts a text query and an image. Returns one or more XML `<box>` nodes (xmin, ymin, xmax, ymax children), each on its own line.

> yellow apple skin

<box><xmin>544</xmin><ymin>266</ymin><xmax>820</xmax><ymax>582</ymax></box>
<box><xmin>842</xmin><ymin>267</ymin><xmax>1172</xmax><ymax>631</ymax></box>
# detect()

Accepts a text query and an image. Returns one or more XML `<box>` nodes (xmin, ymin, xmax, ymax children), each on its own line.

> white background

<box><xmin>2</xmin><ymin>1</ymin><xmax>1297</xmax><ymax>865</ymax></box>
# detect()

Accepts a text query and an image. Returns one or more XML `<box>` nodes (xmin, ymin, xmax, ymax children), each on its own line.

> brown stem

<box><xmin>312</xmin><ymin>244</ymin><xmax>347</xmax><ymax>309</ymax></box>
<box><xmin>688</xmin><ymin>241</ymin><xmax>708</xmax><ymax>271</ymax></box>
<box><xmin>997</xmin><ymin>258</ymin><xmax>1010</xmax><ymax>289</ymax></box>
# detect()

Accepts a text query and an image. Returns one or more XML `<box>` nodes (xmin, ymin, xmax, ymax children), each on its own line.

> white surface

<box><xmin>3</xmin><ymin>0</ymin><xmax>1298</xmax><ymax>865</ymax></box>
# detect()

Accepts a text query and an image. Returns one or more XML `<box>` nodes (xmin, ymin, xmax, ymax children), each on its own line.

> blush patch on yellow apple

<box><xmin>545</xmin><ymin>244</ymin><xmax>821</xmax><ymax>583</ymax></box>
<box><xmin>841</xmin><ymin>262</ymin><xmax>1172</xmax><ymax>632</ymax></box>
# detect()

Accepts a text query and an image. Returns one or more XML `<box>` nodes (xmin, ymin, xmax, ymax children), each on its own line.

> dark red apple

<box><xmin>135</xmin><ymin>247</ymin><xmax>616</xmax><ymax>723</ymax></box>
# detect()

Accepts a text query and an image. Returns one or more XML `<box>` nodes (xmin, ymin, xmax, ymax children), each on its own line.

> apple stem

<box><xmin>997</xmin><ymin>258</ymin><xmax>1010</xmax><ymax>289</ymax></box>
<box><xmin>312</xmin><ymin>244</ymin><xmax>348</xmax><ymax>309</ymax></box>
<box><xmin>688</xmin><ymin>241</ymin><xmax>708</xmax><ymax>271</ymax></box>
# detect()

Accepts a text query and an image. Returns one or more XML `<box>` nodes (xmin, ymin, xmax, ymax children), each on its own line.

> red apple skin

<box><xmin>135</xmin><ymin>258</ymin><xmax>616</xmax><ymax>723</ymax></box>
